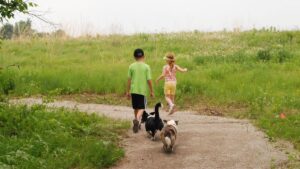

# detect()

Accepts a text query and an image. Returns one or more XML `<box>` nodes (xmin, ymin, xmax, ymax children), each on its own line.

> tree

<box><xmin>0</xmin><ymin>23</ymin><xmax>13</xmax><ymax>39</ymax></box>
<box><xmin>14</xmin><ymin>19</ymin><xmax>34</xmax><ymax>37</ymax></box>
<box><xmin>0</xmin><ymin>0</ymin><xmax>37</xmax><ymax>21</ymax></box>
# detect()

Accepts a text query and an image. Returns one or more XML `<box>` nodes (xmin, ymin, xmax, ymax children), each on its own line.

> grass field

<box><xmin>0</xmin><ymin>103</ymin><xmax>129</xmax><ymax>168</ymax></box>
<box><xmin>0</xmin><ymin>30</ymin><xmax>300</xmax><ymax>151</ymax></box>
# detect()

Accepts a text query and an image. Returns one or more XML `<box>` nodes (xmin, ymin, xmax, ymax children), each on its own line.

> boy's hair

<box><xmin>134</xmin><ymin>48</ymin><xmax>144</xmax><ymax>59</ymax></box>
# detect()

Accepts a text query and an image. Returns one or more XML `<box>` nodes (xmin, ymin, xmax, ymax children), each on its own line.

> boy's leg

<box><xmin>136</xmin><ymin>109</ymin><xmax>144</xmax><ymax>121</ymax></box>
<box><xmin>133</xmin><ymin>109</ymin><xmax>144</xmax><ymax>132</ymax></box>
<box><xmin>136</xmin><ymin>95</ymin><xmax>146</xmax><ymax>130</ymax></box>
<box><xmin>133</xmin><ymin>109</ymin><xmax>141</xmax><ymax>133</ymax></box>
<box><xmin>132</xmin><ymin>118</ymin><xmax>139</xmax><ymax>133</ymax></box>
<box><xmin>132</xmin><ymin>94</ymin><xmax>146</xmax><ymax>133</ymax></box>
<box><xmin>134</xmin><ymin>109</ymin><xmax>139</xmax><ymax>119</ymax></box>
<box><xmin>132</xmin><ymin>94</ymin><xmax>140</xmax><ymax>133</ymax></box>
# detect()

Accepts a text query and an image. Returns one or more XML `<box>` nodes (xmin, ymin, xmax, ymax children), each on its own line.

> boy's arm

<box><xmin>126</xmin><ymin>78</ymin><xmax>131</xmax><ymax>99</ymax></box>
<box><xmin>176</xmin><ymin>65</ymin><xmax>188</xmax><ymax>72</ymax></box>
<box><xmin>127</xmin><ymin>65</ymin><xmax>132</xmax><ymax>99</ymax></box>
<box><xmin>146</xmin><ymin>66</ymin><xmax>154</xmax><ymax>97</ymax></box>
<box><xmin>147</xmin><ymin>80</ymin><xmax>154</xmax><ymax>98</ymax></box>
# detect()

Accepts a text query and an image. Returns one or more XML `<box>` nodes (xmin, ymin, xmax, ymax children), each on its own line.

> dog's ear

<box><xmin>175</xmin><ymin>120</ymin><xmax>179</xmax><ymax>125</ymax></box>
<box><xmin>163</xmin><ymin>120</ymin><xmax>168</xmax><ymax>123</ymax></box>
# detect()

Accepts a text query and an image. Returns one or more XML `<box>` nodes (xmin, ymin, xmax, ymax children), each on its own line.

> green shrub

<box><xmin>0</xmin><ymin>70</ymin><xmax>16</xmax><ymax>95</ymax></box>
<box><xmin>277</xmin><ymin>49</ymin><xmax>292</xmax><ymax>63</ymax></box>
<box><xmin>256</xmin><ymin>49</ymin><xmax>271</xmax><ymax>61</ymax></box>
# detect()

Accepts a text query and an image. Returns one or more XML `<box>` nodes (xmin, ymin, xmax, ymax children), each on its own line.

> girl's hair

<box><xmin>165</xmin><ymin>52</ymin><xmax>175</xmax><ymax>63</ymax></box>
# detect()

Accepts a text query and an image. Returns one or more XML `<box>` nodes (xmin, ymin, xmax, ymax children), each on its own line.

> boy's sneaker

<box><xmin>168</xmin><ymin>104</ymin><xmax>175</xmax><ymax>115</ymax></box>
<box><xmin>132</xmin><ymin>119</ymin><xmax>139</xmax><ymax>133</ymax></box>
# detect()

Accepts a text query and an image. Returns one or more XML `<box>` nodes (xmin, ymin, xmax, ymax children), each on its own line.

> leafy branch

<box><xmin>0</xmin><ymin>0</ymin><xmax>37</xmax><ymax>22</ymax></box>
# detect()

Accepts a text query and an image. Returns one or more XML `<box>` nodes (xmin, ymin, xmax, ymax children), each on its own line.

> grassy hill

<box><xmin>0</xmin><ymin>30</ymin><xmax>300</xmax><ymax>151</ymax></box>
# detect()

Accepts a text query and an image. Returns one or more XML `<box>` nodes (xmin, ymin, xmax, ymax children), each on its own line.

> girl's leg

<box><xmin>164</xmin><ymin>95</ymin><xmax>170</xmax><ymax>112</ymax></box>
<box><xmin>166</xmin><ymin>95</ymin><xmax>175</xmax><ymax>115</ymax></box>
<box><xmin>170</xmin><ymin>94</ymin><xmax>175</xmax><ymax>105</ymax></box>
<box><xmin>165</xmin><ymin>94</ymin><xmax>174</xmax><ymax>107</ymax></box>
<box><xmin>168</xmin><ymin>94</ymin><xmax>176</xmax><ymax>114</ymax></box>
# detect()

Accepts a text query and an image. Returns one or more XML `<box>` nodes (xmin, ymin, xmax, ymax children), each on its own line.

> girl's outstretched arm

<box><xmin>175</xmin><ymin>65</ymin><xmax>188</xmax><ymax>72</ymax></box>
<box><xmin>156</xmin><ymin>74</ymin><xmax>165</xmax><ymax>85</ymax></box>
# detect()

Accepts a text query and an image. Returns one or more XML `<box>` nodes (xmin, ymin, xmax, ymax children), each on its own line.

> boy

<box><xmin>126</xmin><ymin>48</ymin><xmax>154</xmax><ymax>133</ymax></box>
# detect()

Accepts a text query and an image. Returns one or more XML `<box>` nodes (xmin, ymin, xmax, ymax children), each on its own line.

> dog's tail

<box><xmin>165</xmin><ymin>136</ymin><xmax>171</xmax><ymax>148</ymax></box>
<box><xmin>154</xmin><ymin>102</ymin><xmax>162</xmax><ymax>119</ymax></box>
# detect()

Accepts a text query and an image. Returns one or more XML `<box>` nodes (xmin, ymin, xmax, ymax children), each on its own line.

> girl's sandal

<box><xmin>168</xmin><ymin>111</ymin><xmax>175</xmax><ymax>115</ymax></box>
<box><xmin>168</xmin><ymin>106</ymin><xmax>176</xmax><ymax>115</ymax></box>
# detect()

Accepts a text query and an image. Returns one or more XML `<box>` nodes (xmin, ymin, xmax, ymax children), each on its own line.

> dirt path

<box><xmin>11</xmin><ymin>98</ymin><xmax>288</xmax><ymax>169</ymax></box>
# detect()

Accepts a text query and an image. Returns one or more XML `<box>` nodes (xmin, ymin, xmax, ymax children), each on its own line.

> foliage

<box><xmin>277</xmin><ymin>49</ymin><xmax>292</xmax><ymax>63</ymax></box>
<box><xmin>0</xmin><ymin>0</ymin><xmax>37</xmax><ymax>21</ymax></box>
<box><xmin>0</xmin><ymin>23</ymin><xmax>13</xmax><ymax>39</ymax></box>
<box><xmin>13</xmin><ymin>19</ymin><xmax>34</xmax><ymax>38</ymax></box>
<box><xmin>258</xmin><ymin>112</ymin><xmax>300</xmax><ymax>150</ymax></box>
<box><xmin>0</xmin><ymin>104</ymin><xmax>130</xmax><ymax>168</ymax></box>
<box><xmin>256</xmin><ymin>49</ymin><xmax>271</xmax><ymax>61</ymax></box>
<box><xmin>0</xmin><ymin>67</ymin><xmax>17</xmax><ymax>95</ymax></box>
<box><xmin>0</xmin><ymin>19</ymin><xmax>68</xmax><ymax>39</ymax></box>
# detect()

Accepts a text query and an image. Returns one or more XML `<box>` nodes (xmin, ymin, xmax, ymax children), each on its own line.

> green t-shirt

<box><xmin>128</xmin><ymin>62</ymin><xmax>152</xmax><ymax>96</ymax></box>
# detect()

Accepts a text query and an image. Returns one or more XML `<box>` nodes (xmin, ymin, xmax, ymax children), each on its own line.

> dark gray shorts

<box><xmin>131</xmin><ymin>94</ymin><xmax>146</xmax><ymax>109</ymax></box>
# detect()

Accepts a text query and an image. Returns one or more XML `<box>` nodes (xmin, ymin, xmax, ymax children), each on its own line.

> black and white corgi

<box><xmin>160</xmin><ymin>119</ymin><xmax>178</xmax><ymax>153</ymax></box>
<box><xmin>141</xmin><ymin>102</ymin><xmax>164</xmax><ymax>140</ymax></box>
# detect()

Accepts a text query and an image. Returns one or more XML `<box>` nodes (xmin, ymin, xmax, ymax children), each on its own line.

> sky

<box><xmin>12</xmin><ymin>0</ymin><xmax>300</xmax><ymax>36</ymax></box>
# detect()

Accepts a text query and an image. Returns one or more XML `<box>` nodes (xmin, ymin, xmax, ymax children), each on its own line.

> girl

<box><xmin>156</xmin><ymin>52</ymin><xmax>187</xmax><ymax>115</ymax></box>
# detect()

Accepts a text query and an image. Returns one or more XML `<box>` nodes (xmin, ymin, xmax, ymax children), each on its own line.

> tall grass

<box><xmin>0</xmin><ymin>104</ymin><xmax>130</xmax><ymax>168</ymax></box>
<box><xmin>1</xmin><ymin>31</ymin><xmax>300</xmax><ymax>150</ymax></box>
